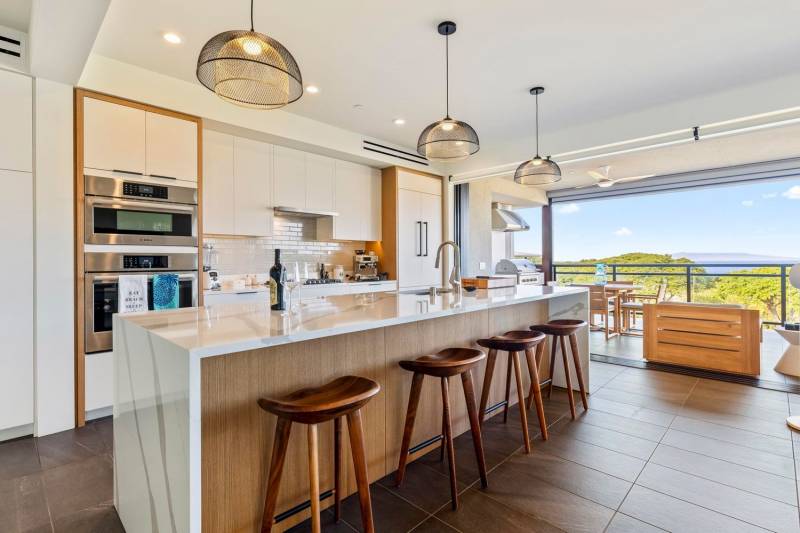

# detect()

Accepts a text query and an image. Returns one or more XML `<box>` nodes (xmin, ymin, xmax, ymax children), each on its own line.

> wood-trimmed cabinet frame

<box><xmin>73</xmin><ymin>88</ymin><xmax>204</xmax><ymax>426</ymax></box>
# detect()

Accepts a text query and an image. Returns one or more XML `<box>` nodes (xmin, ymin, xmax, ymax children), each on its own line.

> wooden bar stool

<box><xmin>531</xmin><ymin>319</ymin><xmax>589</xmax><ymax>419</ymax></box>
<box><xmin>258</xmin><ymin>376</ymin><xmax>380</xmax><ymax>533</ymax></box>
<box><xmin>477</xmin><ymin>331</ymin><xmax>549</xmax><ymax>450</ymax></box>
<box><xmin>396</xmin><ymin>348</ymin><xmax>488</xmax><ymax>510</ymax></box>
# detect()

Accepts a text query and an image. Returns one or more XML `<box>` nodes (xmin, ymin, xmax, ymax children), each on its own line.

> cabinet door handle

<box><xmin>416</xmin><ymin>221</ymin><xmax>422</xmax><ymax>256</ymax></box>
<box><xmin>148</xmin><ymin>173</ymin><xmax>178</xmax><ymax>180</ymax></box>
<box><xmin>113</xmin><ymin>169</ymin><xmax>144</xmax><ymax>176</ymax></box>
<box><xmin>423</xmin><ymin>222</ymin><xmax>429</xmax><ymax>257</ymax></box>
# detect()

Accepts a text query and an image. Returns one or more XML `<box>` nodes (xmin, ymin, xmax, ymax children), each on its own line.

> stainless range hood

<box><xmin>491</xmin><ymin>203</ymin><xmax>530</xmax><ymax>232</ymax></box>
<box><xmin>274</xmin><ymin>206</ymin><xmax>339</xmax><ymax>218</ymax></box>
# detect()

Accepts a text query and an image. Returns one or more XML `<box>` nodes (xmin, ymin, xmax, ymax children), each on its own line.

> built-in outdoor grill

<box><xmin>494</xmin><ymin>259</ymin><xmax>545</xmax><ymax>285</ymax></box>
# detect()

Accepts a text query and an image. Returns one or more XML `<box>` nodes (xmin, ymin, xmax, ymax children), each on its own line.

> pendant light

<box><xmin>417</xmin><ymin>21</ymin><xmax>479</xmax><ymax>162</ymax></box>
<box><xmin>514</xmin><ymin>87</ymin><xmax>561</xmax><ymax>185</ymax></box>
<box><xmin>196</xmin><ymin>0</ymin><xmax>303</xmax><ymax>110</ymax></box>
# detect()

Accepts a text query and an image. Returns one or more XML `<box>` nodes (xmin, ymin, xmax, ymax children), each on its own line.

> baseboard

<box><xmin>0</xmin><ymin>423</ymin><xmax>34</xmax><ymax>443</ymax></box>
<box><xmin>86</xmin><ymin>406</ymin><xmax>113</xmax><ymax>421</ymax></box>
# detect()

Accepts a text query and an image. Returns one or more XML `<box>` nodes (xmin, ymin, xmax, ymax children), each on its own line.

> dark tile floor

<box><xmin>4</xmin><ymin>361</ymin><xmax>800</xmax><ymax>532</ymax></box>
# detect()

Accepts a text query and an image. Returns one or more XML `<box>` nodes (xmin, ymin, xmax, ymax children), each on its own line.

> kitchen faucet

<box><xmin>434</xmin><ymin>240</ymin><xmax>461</xmax><ymax>293</ymax></box>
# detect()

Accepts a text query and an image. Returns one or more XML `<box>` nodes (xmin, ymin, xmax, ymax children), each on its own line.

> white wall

<box><xmin>33</xmin><ymin>78</ymin><xmax>75</xmax><ymax>436</ymax></box>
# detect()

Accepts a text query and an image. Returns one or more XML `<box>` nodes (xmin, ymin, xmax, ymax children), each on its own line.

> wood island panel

<box><xmin>200</xmin><ymin>300</ymin><xmax>559</xmax><ymax>533</ymax></box>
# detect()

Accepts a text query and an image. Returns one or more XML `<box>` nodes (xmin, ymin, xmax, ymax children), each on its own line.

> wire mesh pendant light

<box><xmin>417</xmin><ymin>21</ymin><xmax>479</xmax><ymax>162</ymax></box>
<box><xmin>514</xmin><ymin>87</ymin><xmax>562</xmax><ymax>185</ymax></box>
<box><xmin>196</xmin><ymin>0</ymin><xmax>302</xmax><ymax>110</ymax></box>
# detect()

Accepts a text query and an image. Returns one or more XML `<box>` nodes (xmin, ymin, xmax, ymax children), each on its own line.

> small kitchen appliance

<box><xmin>354</xmin><ymin>253</ymin><xmax>380</xmax><ymax>282</ymax></box>
<box><xmin>494</xmin><ymin>259</ymin><xmax>545</xmax><ymax>285</ymax></box>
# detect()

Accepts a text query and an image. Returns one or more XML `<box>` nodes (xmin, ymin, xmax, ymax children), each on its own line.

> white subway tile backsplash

<box><xmin>204</xmin><ymin>214</ymin><xmax>365</xmax><ymax>277</ymax></box>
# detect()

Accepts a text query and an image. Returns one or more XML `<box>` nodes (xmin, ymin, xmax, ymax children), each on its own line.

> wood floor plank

<box><xmin>571</xmin><ymin>410</ymin><xmax>667</xmax><ymax>442</ymax></box>
<box><xmin>605</xmin><ymin>512</ymin><xmax>666</xmax><ymax>532</ymax></box>
<box><xmin>587</xmin><ymin>396</ymin><xmax>675</xmax><ymax>427</ymax></box>
<box><xmin>620</xmin><ymin>485</ymin><xmax>770</xmax><ymax>533</ymax></box>
<box><xmin>661</xmin><ymin>429</ymin><xmax>795</xmax><ymax>478</ymax></box>
<box><xmin>683</xmin><ymin>394</ymin><xmax>792</xmax><ymax>423</ymax></box>
<box><xmin>670</xmin><ymin>416</ymin><xmax>794</xmax><ymax>458</ymax></box>
<box><xmin>434</xmin><ymin>488</ymin><xmax>563</xmax><ymax>533</ymax></box>
<box><xmin>603</xmin><ymin>379</ymin><xmax>692</xmax><ymax>403</ymax></box>
<box><xmin>593</xmin><ymin>388</ymin><xmax>684</xmax><ymax>414</ymax></box>
<box><xmin>679</xmin><ymin>404</ymin><xmax>790</xmax><ymax>440</ymax></box>
<box><xmin>483</xmin><ymin>461</ymin><xmax>615</xmax><ymax>533</ymax></box>
<box><xmin>689</xmin><ymin>386</ymin><xmax>789</xmax><ymax>414</ymax></box>
<box><xmin>503</xmin><ymin>450</ymin><xmax>633</xmax><ymax>509</ymax></box>
<box><xmin>550</xmin><ymin>417</ymin><xmax>657</xmax><ymax>460</ymax></box>
<box><xmin>530</xmin><ymin>432</ymin><xmax>646</xmax><ymax>482</ymax></box>
<box><xmin>636</xmin><ymin>463</ymin><xmax>800</xmax><ymax>532</ymax></box>
<box><xmin>650</xmin><ymin>445</ymin><xmax>798</xmax><ymax>506</ymax></box>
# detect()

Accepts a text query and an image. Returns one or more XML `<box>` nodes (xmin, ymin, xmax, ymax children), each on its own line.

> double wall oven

<box><xmin>84</xmin><ymin>251</ymin><xmax>198</xmax><ymax>353</ymax></box>
<box><xmin>83</xmin><ymin>174</ymin><xmax>200</xmax><ymax>353</ymax></box>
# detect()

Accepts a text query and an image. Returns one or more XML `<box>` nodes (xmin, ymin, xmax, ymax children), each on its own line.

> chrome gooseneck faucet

<box><xmin>434</xmin><ymin>240</ymin><xmax>461</xmax><ymax>293</ymax></box>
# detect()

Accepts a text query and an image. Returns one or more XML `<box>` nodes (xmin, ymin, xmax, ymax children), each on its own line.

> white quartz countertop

<box><xmin>118</xmin><ymin>285</ymin><xmax>588</xmax><ymax>359</ymax></box>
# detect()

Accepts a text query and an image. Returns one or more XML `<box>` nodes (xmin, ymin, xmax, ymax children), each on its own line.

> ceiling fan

<box><xmin>574</xmin><ymin>165</ymin><xmax>654</xmax><ymax>189</ymax></box>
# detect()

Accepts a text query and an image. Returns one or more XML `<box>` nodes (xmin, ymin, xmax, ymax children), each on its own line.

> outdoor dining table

<box><xmin>569</xmin><ymin>283</ymin><xmax>643</xmax><ymax>334</ymax></box>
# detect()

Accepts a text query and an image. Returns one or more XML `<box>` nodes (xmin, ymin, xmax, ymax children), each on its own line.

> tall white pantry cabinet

<box><xmin>0</xmin><ymin>69</ymin><xmax>34</xmax><ymax>435</ymax></box>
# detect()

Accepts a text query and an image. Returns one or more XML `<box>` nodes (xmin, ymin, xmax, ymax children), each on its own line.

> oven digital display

<box><xmin>116</xmin><ymin>211</ymin><xmax>174</xmax><ymax>233</ymax></box>
<box><xmin>123</xmin><ymin>182</ymin><xmax>168</xmax><ymax>199</ymax></box>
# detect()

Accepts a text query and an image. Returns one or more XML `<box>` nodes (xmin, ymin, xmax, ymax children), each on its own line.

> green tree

<box><xmin>710</xmin><ymin>267</ymin><xmax>800</xmax><ymax>323</ymax></box>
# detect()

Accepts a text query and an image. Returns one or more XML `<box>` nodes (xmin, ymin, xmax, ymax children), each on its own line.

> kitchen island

<box><xmin>113</xmin><ymin>285</ymin><xmax>589</xmax><ymax>533</ymax></box>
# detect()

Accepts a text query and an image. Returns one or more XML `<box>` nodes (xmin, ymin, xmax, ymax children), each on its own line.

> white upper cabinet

<box><xmin>305</xmin><ymin>154</ymin><xmax>335</xmax><ymax>211</ymax></box>
<box><xmin>273</xmin><ymin>145</ymin><xmax>306</xmax><ymax>208</ymax></box>
<box><xmin>84</xmin><ymin>97</ymin><xmax>146</xmax><ymax>175</ymax></box>
<box><xmin>0</xmin><ymin>70</ymin><xmax>32</xmax><ymax>173</ymax></box>
<box><xmin>318</xmin><ymin>161</ymin><xmax>382</xmax><ymax>242</ymax></box>
<box><xmin>84</xmin><ymin>97</ymin><xmax>198</xmax><ymax>182</ymax></box>
<box><xmin>202</xmin><ymin>131</ymin><xmax>273</xmax><ymax>237</ymax></box>
<box><xmin>202</xmin><ymin>131</ymin><xmax>235</xmax><ymax>235</ymax></box>
<box><xmin>234</xmin><ymin>137</ymin><xmax>273</xmax><ymax>236</ymax></box>
<box><xmin>145</xmin><ymin>112</ymin><xmax>198</xmax><ymax>181</ymax></box>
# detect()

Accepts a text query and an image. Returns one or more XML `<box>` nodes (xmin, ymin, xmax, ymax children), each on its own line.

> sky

<box><xmin>513</xmin><ymin>177</ymin><xmax>800</xmax><ymax>261</ymax></box>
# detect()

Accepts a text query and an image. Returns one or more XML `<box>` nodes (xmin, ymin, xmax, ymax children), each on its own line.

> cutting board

<box><xmin>462</xmin><ymin>276</ymin><xmax>516</xmax><ymax>289</ymax></box>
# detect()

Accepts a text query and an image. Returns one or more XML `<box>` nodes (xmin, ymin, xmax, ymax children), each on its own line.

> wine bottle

<box><xmin>269</xmin><ymin>249</ymin><xmax>285</xmax><ymax>311</ymax></box>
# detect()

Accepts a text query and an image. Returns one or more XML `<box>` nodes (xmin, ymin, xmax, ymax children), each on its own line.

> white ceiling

<box><xmin>0</xmin><ymin>0</ymin><xmax>30</xmax><ymax>32</ymax></box>
<box><xmin>92</xmin><ymin>0</ymin><xmax>800</xmax><ymax>175</ymax></box>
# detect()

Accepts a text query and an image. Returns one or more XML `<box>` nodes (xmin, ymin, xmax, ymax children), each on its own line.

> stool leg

<box><xmin>547</xmin><ymin>338</ymin><xmax>557</xmax><ymax>399</ymax></box>
<box><xmin>347</xmin><ymin>409</ymin><xmax>375</xmax><ymax>533</ymax></box>
<box><xmin>524</xmin><ymin>347</ymin><xmax>549</xmax><ymax>441</ymax></box>
<box><xmin>560</xmin><ymin>336</ymin><xmax>577</xmax><ymax>419</ymax></box>
<box><xmin>439</xmin><ymin>412</ymin><xmax>447</xmax><ymax>462</ymax></box>
<box><xmin>512</xmin><ymin>351</ymin><xmax>532</xmax><ymax>454</ymax></box>
<box><xmin>461</xmin><ymin>369</ymin><xmax>488</xmax><ymax>488</ymax></box>
<box><xmin>441</xmin><ymin>376</ymin><xmax>459</xmax><ymax>509</ymax></box>
<box><xmin>569</xmin><ymin>333</ymin><xmax>589</xmax><ymax>411</ymax></box>
<box><xmin>260</xmin><ymin>417</ymin><xmax>292</xmax><ymax>533</ymax></box>
<box><xmin>333</xmin><ymin>417</ymin><xmax>342</xmax><ymax>522</ymax></box>
<box><xmin>478</xmin><ymin>349</ymin><xmax>497</xmax><ymax>426</ymax></box>
<box><xmin>526</xmin><ymin>341</ymin><xmax>545</xmax><ymax>411</ymax></box>
<box><xmin>307</xmin><ymin>424</ymin><xmax>321</xmax><ymax>533</ymax></box>
<box><xmin>396</xmin><ymin>372</ymin><xmax>423</xmax><ymax>486</ymax></box>
<box><xmin>503</xmin><ymin>352</ymin><xmax>512</xmax><ymax>423</ymax></box>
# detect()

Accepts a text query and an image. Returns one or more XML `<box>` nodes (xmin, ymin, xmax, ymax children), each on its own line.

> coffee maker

<box><xmin>353</xmin><ymin>252</ymin><xmax>380</xmax><ymax>281</ymax></box>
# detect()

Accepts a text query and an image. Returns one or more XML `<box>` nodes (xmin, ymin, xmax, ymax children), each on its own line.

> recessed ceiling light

<box><xmin>306</xmin><ymin>85</ymin><xmax>319</xmax><ymax>94</ymax></box>
<box><xmin>393</xmin><ymin>118</ymin><xmax>406</xmax><ymax>126</ymax></box>
<box><xmin>163</xmin><ymin>32</ymin><xmax>182</xmax><ymax>44</ymax></box>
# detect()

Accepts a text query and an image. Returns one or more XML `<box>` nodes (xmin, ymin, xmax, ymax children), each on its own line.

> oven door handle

<box><xmin>89</xmin><ymin>272</ymin><xmax>198</xmax><ymax>283</ymax></box>
<box><xmin>87</xmin><ymin>196</ymin><xmax>197</xmax><ymax>212</ymax></box>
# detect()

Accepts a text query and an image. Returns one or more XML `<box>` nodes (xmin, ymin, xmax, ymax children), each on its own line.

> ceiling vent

<box><xmin>362</xmin><ymin>139</ymin><xmax>429</xmax><ymax>167</ymax></box>
<box><xmin>0</xmin><ymin>25</ymin><xmax>26</xmax><ymax>71</ymax></box>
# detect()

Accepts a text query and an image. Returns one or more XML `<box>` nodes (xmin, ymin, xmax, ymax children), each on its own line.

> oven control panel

<box><xmin>123</xmin><ymin>182</ymin><xmax>168</xmax><ymax>199</ymax></box>
<box><xmin>122</xmin><ymin>255</ymin><xmax>169</xmax><ymax>270</ymax></box>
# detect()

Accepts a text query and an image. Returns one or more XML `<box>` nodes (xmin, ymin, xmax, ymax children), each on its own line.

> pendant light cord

<box><xmin>445</xmin><ymin>33</ymin><xmax>449</xmax><ymax>118</ymax></box>
<box><xmin>250</xmin><ymin>0</ymin><xmax>254</xmax><ymax>31</ymax></box>
<box><xmin>535</xmin><ymin>91</ymin><xmax>540</xmax><ymax>157</ymax></box>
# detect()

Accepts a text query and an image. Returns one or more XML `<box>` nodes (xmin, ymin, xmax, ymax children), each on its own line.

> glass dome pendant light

<box><xmin>514</xmin><ymin>87</ymin><xmax>562</xmax><ymax>185</ymax></box>
<box><xmin>196</xmin><ymin>0</ymin><xmax>303</xmax><ymax>110</ymax></box>
<box><xmin>416</xmin><ymin>21</ymin><xmax>479</xmax><ymax>162</ymax></box>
